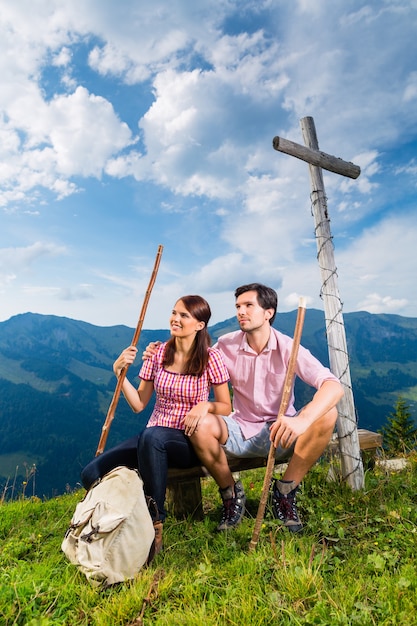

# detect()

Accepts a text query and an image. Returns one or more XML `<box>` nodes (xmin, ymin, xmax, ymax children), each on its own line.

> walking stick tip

<box><xmin>248</xmin><ymin>539</ymin><xmax>257</xmax><ymax>553</ymax></box>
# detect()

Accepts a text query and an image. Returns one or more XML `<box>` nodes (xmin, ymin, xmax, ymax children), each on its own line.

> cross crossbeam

<box><xmin>273</xmin><ymin>135</ymin><xmax>360</xmax><ymax>179</ymax></box>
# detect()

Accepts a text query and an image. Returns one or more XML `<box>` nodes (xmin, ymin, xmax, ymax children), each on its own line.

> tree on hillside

<box><xmin>379</xmin><ymin>396</ymin><xmax>417</xmax><ymax>455</ymax></box>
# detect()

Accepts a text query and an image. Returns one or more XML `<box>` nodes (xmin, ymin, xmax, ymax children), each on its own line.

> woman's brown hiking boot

<box><xmin>153</xmin><ymin>521</ymin><xmax>163</xmax><ymax>555</ymax></box>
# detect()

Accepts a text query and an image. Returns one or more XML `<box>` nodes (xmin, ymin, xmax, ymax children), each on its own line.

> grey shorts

<box><xmin>221</xmin><ymin>414</ymin><xmax>296</xmax><ymax>462</ymax></box>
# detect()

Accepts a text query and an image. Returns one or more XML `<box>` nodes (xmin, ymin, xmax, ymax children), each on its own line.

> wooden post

<box><xmin>273</xmin><ymin>116</ymin><xmax>364</xmax><ymax>490</ymax></box>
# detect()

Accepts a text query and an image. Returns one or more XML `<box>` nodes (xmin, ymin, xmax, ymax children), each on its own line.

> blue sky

<box><xmin>1</xmin><ymin>0</ymin><xmax>417</xmax><ymax>329</ymax></box>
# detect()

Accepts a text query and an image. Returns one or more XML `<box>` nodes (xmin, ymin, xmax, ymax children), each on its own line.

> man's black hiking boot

<box><xmin>272</xmin><ymin>479</ymin><xmax>303</xmax><ymax>533</ymax></box>
<box><xmin>216</xmin><ymin>480</ymin><xmax>246</xmax><ymax>531</ymax></box>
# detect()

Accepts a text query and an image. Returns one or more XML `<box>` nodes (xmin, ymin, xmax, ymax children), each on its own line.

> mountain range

<box><xmin>0</xmin><ymin>309</ymin><xmax>416</xmax><ymax>498</ymax></box>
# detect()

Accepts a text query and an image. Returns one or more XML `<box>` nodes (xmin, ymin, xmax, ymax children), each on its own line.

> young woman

<box><xmin>81</xmin><ymin>295</ymin><xmax>231</xmax><ymax>553</ymax></box>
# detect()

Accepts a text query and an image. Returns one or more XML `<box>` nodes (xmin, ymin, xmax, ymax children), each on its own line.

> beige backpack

<box><xmin>61</xmin><ymin>466</ymin><xmax>155</xmax><ymax>587</ymax></box>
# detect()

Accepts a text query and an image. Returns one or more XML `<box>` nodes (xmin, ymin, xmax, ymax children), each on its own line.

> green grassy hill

<box><xmin>1</xmin><ymin>457</ymin><xmax>416</xmax><ymax>625</ymax></box>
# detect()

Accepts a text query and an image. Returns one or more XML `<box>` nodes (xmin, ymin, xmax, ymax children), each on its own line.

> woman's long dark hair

<box><xmin>163</xmin><ymin>295</ymin><xmax>212</xmax><ymax>377</ymax></box>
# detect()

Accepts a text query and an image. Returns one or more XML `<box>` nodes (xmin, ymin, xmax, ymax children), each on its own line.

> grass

<box><xmin>1</xmin><ymin>454</ymin><xmax>417</xmax><ymax>625</ymax></box>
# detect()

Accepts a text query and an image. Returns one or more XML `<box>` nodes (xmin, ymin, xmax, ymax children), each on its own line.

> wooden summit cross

<box><xmin>273</xmin><ymin>116</ymin><xmax>364</xmax><ymax>490</ymax></box>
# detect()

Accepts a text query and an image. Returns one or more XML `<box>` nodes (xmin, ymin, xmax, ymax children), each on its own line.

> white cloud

<box><xmin>0</xmin><ymin>242</ymin><xmax>67</xmax><ymax>286</ymax></box>
<box><xmin>0</xmin><ymin>81</ymin><xmax>134</xmax><ymax>208</ymax></box>
<box><xmin>284</xmin><ymin>292</ymin><xmax>314</xmax><ymax>309</ymax></box>
<box><xmin>403</xmin><ymin>71</ymin><xmax>417</xmax><ymax>102</ymax></box>
<box><xmin>52</xmin><ymin>46</ymin><xmax>72</xmax><ymax>67</ymax></box>
<box><xmin>110</xmin><ymin>67</ymin><xmax>249</xmax><ymax>198</ymax></box>
<box><xmin>356</xmin><ymin>293</ymin><xmax>408</xmax><ymax>314</ymax></box>
<box><xmin>188</xmin><ymin>253</ymin><xmax>258</xmax><ymax>292</ymax></box>
<box><xmin>395</xmin><ymin>159</ymin><xmax>417</xmax><ymax>178</ymax></box>
<box><xmin>336</xmin><ymin>213</ymin><xmax>417</xmax><ymax>315</ymax></box>
<box><xmin>48</xmin><ymin>87</ymin><xmax>133</xmax><ymax>176</ymax></box>
<box><xmin>58</xmin><ymin>285</ymin><xmax>95</xmax><ymax>301</ymax></box>
<box><xmin>339</xmin><ymin>151</ymin><xmax>380</xmax><ymax>196</ymax></box>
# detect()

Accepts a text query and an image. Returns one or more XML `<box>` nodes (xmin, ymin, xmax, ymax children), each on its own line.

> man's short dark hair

<box><xmin>234</xmin><ymin>283</ymin><xmax>278</xmax><ymax>324</ymax></box>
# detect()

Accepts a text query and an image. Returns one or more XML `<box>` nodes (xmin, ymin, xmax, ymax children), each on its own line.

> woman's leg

<box><xmin>137</xmin><ymin>427</ymin><xmax>199</xmax><ymax>522</ymax></box>
<box><xmin>81</xmin><ymin>434</ymin><xmax>141</xmax><ymax>489</ymax></box>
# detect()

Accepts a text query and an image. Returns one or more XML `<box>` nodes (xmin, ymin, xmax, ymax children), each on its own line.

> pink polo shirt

<box><xmin>215</xmin><ymin>328</ymin><xmax>339</xmax><ymax>439</ymax></box>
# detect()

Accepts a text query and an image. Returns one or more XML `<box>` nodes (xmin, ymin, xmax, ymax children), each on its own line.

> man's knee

<box><xmin>308</xmin><ymin>406</ymin><xmax>338</xmax><ymax>439</ymax></box>
<box><xmin>324</xmin><ymin>406</ymin><xmax>338</xmax><ymax>430</ymax></box>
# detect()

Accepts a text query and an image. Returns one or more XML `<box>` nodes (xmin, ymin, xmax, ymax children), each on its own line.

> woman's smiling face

<box><xmin>170</xmin><ymin>299</ymin><xmax>204</xmax><ymax>338</ymax></box>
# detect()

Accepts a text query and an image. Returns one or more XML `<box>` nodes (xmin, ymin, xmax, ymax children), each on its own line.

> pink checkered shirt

<box><xmin>139</xmin><ymin>343</ymin><xmax>229</xmax><ymax>430</ymax></box>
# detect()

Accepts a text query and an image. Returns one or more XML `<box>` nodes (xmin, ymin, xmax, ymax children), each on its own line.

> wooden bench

<box><xmin>166</xmin><ymin>429</ymin><xmax>383</xmax><ymax>519</ymax></box>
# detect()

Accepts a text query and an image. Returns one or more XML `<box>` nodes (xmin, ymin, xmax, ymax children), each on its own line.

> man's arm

<box><xmin>269</xmin><ymin>379</ymin><xmax>344</xmax><ymax>449</ymax></box>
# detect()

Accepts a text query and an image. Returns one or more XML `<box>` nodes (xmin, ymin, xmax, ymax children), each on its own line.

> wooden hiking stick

<box><xmin>95</xmin><ymin>244</ymin><xmax>164</xmax><ymax>456</ymax></box>
<box><xmin>249</xmin><ymin>297</ymin><xmax>306</xmax><ymax>552</ymax></box>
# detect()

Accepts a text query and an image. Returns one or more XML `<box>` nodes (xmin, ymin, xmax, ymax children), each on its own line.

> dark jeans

<box><xmin>81</xmin><ymin>427</ymin><xmax>200</xmax><ymax>522</ymax></box>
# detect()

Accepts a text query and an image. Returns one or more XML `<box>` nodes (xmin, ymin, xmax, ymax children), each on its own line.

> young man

<box><xmin>185</xmin><ymin>283</ymin><xmax>344</xmax><ymax>532</ymax></box>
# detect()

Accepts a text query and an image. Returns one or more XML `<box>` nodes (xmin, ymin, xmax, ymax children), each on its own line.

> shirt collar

<box><xmin>239</xmin><ymin>327</ymin><xmax>277</xmax><ymax>353</ymax></box>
